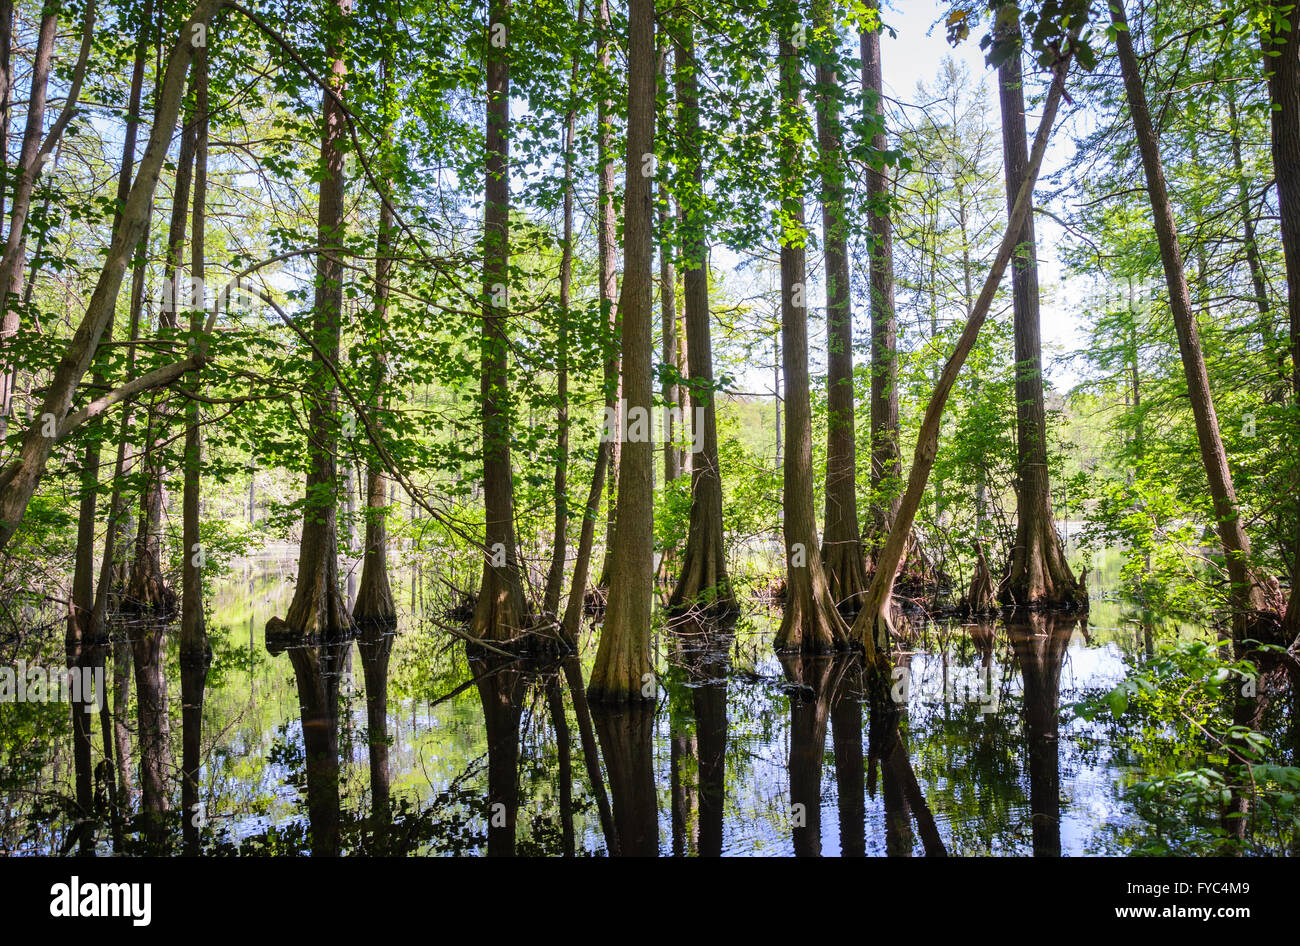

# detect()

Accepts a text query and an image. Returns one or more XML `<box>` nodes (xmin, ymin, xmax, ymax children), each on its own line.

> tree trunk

<box><xmin>543</xmin><ymin>11</ymin><xmax>584</xmax><ymax>620</ymax></box>
<box><xmin>470</xmin><ymin>0</ymin><xmax>528</xmax><ymax>643</ymax></box>
<box><xmin>660</xmin><ymin>178</ymin><xmax>679</xmax><ymax>486</ymax></box>
<box><xmin>0</xmin><ymin>0</ymin><xmax>227</xmax><ymax>554</ymax></box>
<box><xmin>353</xmin><ymin>29</ymin><xmax>398</xmax><ymax>632</ymax></box>
<box><xmin>266</xmin><ymin>0</ymin><xmax>354</xmax><ymax>644</ymax></box>
<box><xmin>595</xmin><ymin>0</ymin><xmax>620</xmax><ymax>590</ymax></box>
<box><xmin>1112</xmin><ymin>0</ymin><xmax>1281</xmax><ymax>643</ymax></box>
<box><xmin>773</xmin><ymin>23</ymin><xmax>849</xmax><ymax>654</ymax></box>
<box><xmin>862</xmin><ymin>5</ymin><xmax>902</xmax><ymax>557</ymax></box>
<box><xmin>850</xmin><ymin>40</ymin><xmax>1075</xmax><ymax>672</ymax></box>
<box><xmin>588</xmin><ymin>0</ymin><xmax>656</xmax><ymax>703</ymax></box>
<box><xmin>1261</xmin><ymin>1</ymin><xmax>1300</xmax><ymax>642</ymax></box>
<box><xmin>815</xmin><ymin>0</ymin><xmax>868</xmax><ymax>611</ymax></box>
<box><xmin>126</xmin><ymin>83</ymin><xmax>198</xmax><ymax>616</ymax></box>
<box><xmin>667</xmin><ymin>17</ymin><xmax>737</xmax><ymax>620</ymax></box>
<box><xmin>180</xmin><ymin>40</ymin><xmax>211</xmax><ymax>856</ymax></box>
<box><xmin>996</xmin><ymin>37</ymin><xmax>1081</xmax><ymax>610</ymax></box>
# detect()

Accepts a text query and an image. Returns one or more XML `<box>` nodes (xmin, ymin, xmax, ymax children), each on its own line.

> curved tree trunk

<box><xmin>996</xmin><ymin>34</ymin><xmax>1081</xmax><ymax>610</ymax></box>
<box><xmin>588</xmin><ymin>0</ymin><xmax>656</xmax><ymax>703</ymax></box>
<box><xmin>0</xmin><ymin>0</ymin><xmax>226</xmax><ymax>554</ymax></box>
<box><xmin>773</xmin><ymin>22</ymin><xmax>849</xmax><ymax>653</ymax></box>
<box><xmin>815</xmin><ymin>0</ymin><xmax>867</xmax><ymax>611</ymax></box>
<box><xmin>1112</xmin><ymin>0</ymin><xmax>1281</xmax><ymax>643</ymax></box>
<box><xmin>667</xmin><ymin>17</ymin><xmax>736</xmax><ymax>621</ymax></box>
<box><xmin>850</xmin><ymin>40</ymin><xmax>1075</xmax><ymax>675</ymax></box>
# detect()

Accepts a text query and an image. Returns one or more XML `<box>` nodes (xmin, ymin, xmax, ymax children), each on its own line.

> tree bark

<box><xmin>850</xmin><ymin>39</ymin><xmax>1075</xmax><ymax>672</ymax></box>
<box><xmin>862</xmin><ymin>4</ymin><xmax>901</xmax><ymax>557</ymax></box>
<box><xmin>543</xmin><ymin>6</ymin><xmax>585</xmax><ymax>620</ymax></box>
<box><xmin>997</xmin><ymin>33</ymin><xmax>1081</xmax><ymax>609</ymax></box>
<box><xmin>588</xmin><ymin>0</ymin><xmax>656</xmax><ymax>703</ymax></box>
<box><xmin>1112</xmin><ymin>0</ymin><xmax>1280</xmax><ymax>643</ymax></box>
<box><xmin>815</xmin><ymin>0</ymin><xmax>868</xmax><ymax>611</ymax></box>
<box><xmin>266</xmin><ymin>0</ymin><xmax>354</xmax><ymax>644</ymax></box>
<box><xmin>666</xmin><ymin>17</ymin><xmax>736</xmax><ymax>620</ymax></box>
<box><xmin>470</xmin><ymin>0</ymin><xmax>528</xmax><ymax>643</ymax></box>
<box><xmin>773</xmin><ymin>22</ymin><xmax>849</xmax><ymax>653</ymax></box>
<box><xmin>353</xmin><ymin>23</ymin><xmax>398</xmax><ymax>632</ymax></box>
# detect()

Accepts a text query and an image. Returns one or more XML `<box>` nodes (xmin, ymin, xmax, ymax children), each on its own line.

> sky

<box><xmin>879</xmin><ymin>0</ymin><xmax>1088</xmax><ymax>390</ymax></box>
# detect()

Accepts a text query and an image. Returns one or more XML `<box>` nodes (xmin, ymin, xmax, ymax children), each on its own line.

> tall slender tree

<box><xmin>814</xmin><ymin>0</ymin><xmax>868</xmax><ymax>610</ymax></box>
<box><xmin>266</xmin><ymin>0</ymin><xmax>354</xmax><ymax>642</ymax></box>
<box><xmin>1111</xmin><ymin>0</ymin><xmax>1281</xmax><ymax>644</ymax></box>
<box><xmin>588</xmin><ymin>0</ymin><xmax>656</xmax><ymax>702</ymax></box>
<box><xmin>774</xmin><ymin>10</ymin><xmax>850</xmax><ymax>653</ymax></box>
<box><xmin>996</xmin><ymin>20</ymin><xmax>1081</xmax><ymax>609</ymax></box>
<box><xmin>667</xmin><ymin>13</ymin><xmax>736</xmax><ymax>619</ymax></box>
<box><xmin>862</xmin><ymin>0</ymin><xmax>901</xmax><ymax>562</ymax></box>
<box><xmin>470</xmin><ymin>0</ymin><xmax>528</xmax><ymax>642</ymax></box>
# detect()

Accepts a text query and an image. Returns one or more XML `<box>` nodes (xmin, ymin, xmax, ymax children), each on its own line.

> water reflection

<box><xmin>13</xmin><ymin>558</ymin><xmax>1280</xmax><ymax>856</ymax></box>
<box><xmin>267</xmin><ymin>630</ymin><xmax>352</xmax><ymax>857</ymax></box>
<box><xmin>1006</xmin><ymin>612</ymin><xmax>1078</xmax><ymax>858</ymax></box>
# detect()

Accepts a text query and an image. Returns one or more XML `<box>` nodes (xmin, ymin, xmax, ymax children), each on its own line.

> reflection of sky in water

<box><xmin>8</xmin><ymin>558</ymin><xmax>1215</xmax><ymax>856</ymax></box>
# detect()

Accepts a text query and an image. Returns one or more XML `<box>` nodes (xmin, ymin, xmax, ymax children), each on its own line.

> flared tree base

<box><xmin>774</xmin><ymin>568</ymin><xmax>850</xmax><ymax>654</ymax></box>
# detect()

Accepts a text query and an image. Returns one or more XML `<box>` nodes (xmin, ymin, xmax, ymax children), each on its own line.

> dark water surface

<box><xmin>2</xmin><ymin>555</ymin><xmax>1248</xmax><ymax>856</ymax></box>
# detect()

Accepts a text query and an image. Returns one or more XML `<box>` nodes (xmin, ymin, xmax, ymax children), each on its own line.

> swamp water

<box><xmin>3</xmin><ymin>551</ymin><xmax>1293</xmax><ymax>856</ymax></box>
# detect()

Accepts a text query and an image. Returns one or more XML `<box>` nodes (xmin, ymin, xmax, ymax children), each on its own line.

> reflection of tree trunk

<box><xmin>1006</xmin><ymin>613</ymin><xmax>1074</xmax><ymax>857</ymax></box>
<box><xmin>273</xmin><ymin>635</ymin><xmax>350</xmax><ymax>857</ymax></box>
<box><xmin>592</xmin><ymin>703</ymin><xmax>658</xmax><ymax>856</ymax></box>
<box><xmin>780</xmin><ymin>654</ymin><xmax>837</xmax><ymax>856</ymax></box>
<box><xmin>132</xmin><ymin>619</ymin><xmax>171</xmax><ymax>845</ymax></box>
<box><xmin>830</xmin><ymin>663</ymin><xmax>865</xmax><ymax>857</ymax></box>
<box><xmin>869</xmin><ymin>695</ymin><xmax>946</xmax><ymax>857</ymax></box>
<box><xmin>668</xmin><ymin>719</ymin><xmax>696</xmax><ymax>856</ymax></box>
<box><xmin>545</xmin><ymin>677</ymin><xmax>575</xmax><ymax>856</ymax></box>
<box><xmin>561</xmin><ymin>657</ymin><xmax>617</xmax><ymax>850</ymax></box>
<box><xmin>358</xmin><ymin>621</ymin><xmax>394</xmax><ymax>845</ymax></box>
<box><xmin>471</xmin><ymin>654</ymin><xmax>525</xmax><ymax>856</ymax></box>
<box><xmin>681</xmin><ymin>619</ymin><xmax>732</xmax><ymax>857</ymax></box>
<box><xmin>693</xmin><ymin>674</ymin><xmax>727</xmax><ymax>857</ymax></box>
